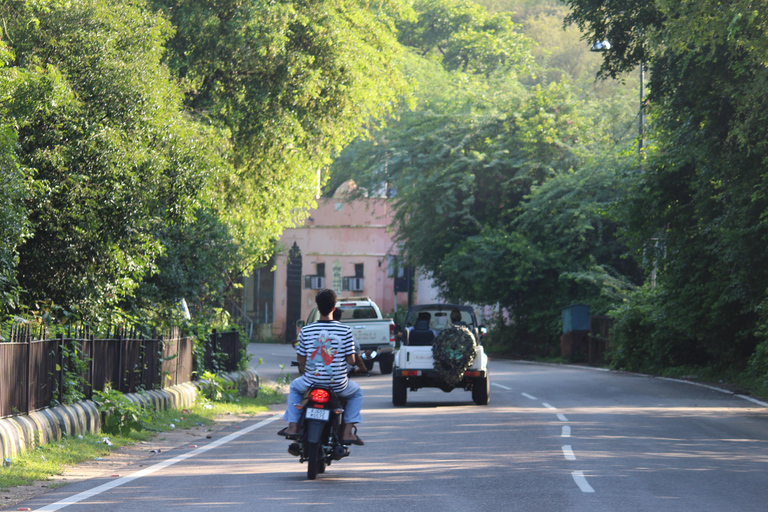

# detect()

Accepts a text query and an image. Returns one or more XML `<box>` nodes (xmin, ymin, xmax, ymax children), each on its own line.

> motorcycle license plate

<box><xmin>305</xmin><ymin>407</ymin><xmax>330</xmax><ymax>421</ymax></box>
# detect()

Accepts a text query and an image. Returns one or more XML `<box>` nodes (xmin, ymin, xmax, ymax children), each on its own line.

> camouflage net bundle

<box><xmin>432</xmin><ymin>325</ymin><xmax>477</xmax><ymax>386</ymax></box>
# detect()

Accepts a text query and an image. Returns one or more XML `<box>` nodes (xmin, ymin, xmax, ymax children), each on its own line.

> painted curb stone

<box><xmin>0</xmin><ymin>370</ymin><xmax>258</xmax><ymax>460</ymax></box>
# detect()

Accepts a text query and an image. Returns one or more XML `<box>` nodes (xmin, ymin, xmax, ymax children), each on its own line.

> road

<box><xmin>9</xmin><ymin>343</ymin><xmax>768</xmax><ymax>512</ymax></box>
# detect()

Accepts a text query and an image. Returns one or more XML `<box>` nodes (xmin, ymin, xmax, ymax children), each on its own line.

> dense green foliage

<box><xmin>329</xmin><ymin>0</ymin><xmax>640</xmax><ymax>351</ymax></box>
<box><xmin>565</xmin><ymin>0</ymin><xmax>768</xmax><ymax>378</ymax></box>
<box><xmin>4</xmin><ymin>0</ymin><xmax>768</xmax><ymax>388</ymax></box>
<box><xmin>2</xmin><ymin>0</ymin><xmax>222</xmax><ymax>317</ymax></box>
<box><xmin>0</xmin><ymin>0</ymin><xmax>408</xmax><ymax>322</ymax></box>
<box><xmin>149</xmin><ymin>0</ymin><xmax>411</xmax><ymax>270</ymax></box>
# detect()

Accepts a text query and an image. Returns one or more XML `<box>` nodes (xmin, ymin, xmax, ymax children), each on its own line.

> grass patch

<box><xmin>0</xmin><ymin>385</ymin><xmax>286</xmax><ymax>492</ymax></box>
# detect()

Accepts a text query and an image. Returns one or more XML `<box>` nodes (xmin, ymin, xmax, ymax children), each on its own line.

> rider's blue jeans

<box><xmin>283</xmin><ymin>376</ymin><xmax>363</xmax><ymax>425</ymax></box>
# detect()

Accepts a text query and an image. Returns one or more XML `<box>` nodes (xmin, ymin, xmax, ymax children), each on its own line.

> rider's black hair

<box><xmin>316</xmin><ymin>289</ymin><xmax>337</xmax><ymax>316</ymax></box>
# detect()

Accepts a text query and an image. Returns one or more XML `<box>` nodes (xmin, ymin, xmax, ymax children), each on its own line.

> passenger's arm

<box><xmin>298</xmin><ymin>354</ymin><xmax>307</xmax><ymax>375</ymax></box>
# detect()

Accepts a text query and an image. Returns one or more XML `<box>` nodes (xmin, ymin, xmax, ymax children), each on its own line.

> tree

<box><xmin>0</xmin><ymin>39</ymin><xmax>33</xmax><ymax>312</ymax></box>
<box><xmin>2</xmin><ymin>0</ymin><xmax>223</xmax><ymax>318</ymax></box>
<box><xmin>397</xmin><ymin>0</ymin><xmax>533</xmax><ymax>76</ymax></box>
<box><xmin>149</xmin><ymin>0</ymin><xmax>412</xmax><ymax>272</ymax></box>
<box><xmin>567</xmin><ymin>0</ymin><xmax>768</xmax><ymax>372</ymax></box>
<box><xmin>329</xmin><ymin>0</ymin><xmax>642</xmax><ymax>351</ymax></box>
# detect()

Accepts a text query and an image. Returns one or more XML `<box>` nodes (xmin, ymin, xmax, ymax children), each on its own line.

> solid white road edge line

<box><xmin>33</xmin><ymin>415</ymin><xmax>283</xmax><ymax>512</ymax></box>
<box><xmin>657</xmin><ymin>377</ymin><xmax>768</xmax><ymax>407</ymax></box>
<box><xmin>738</xmin><ymin>394</ymin><xmax>768</xmax><ymax>407</ymax></box>
<box><xmin>492</xmin><ymin>383</ymin><xmax>512</xmax><ymax>390</ymax></box>
<box><xmin>562</xmin><ymin>445</ymin><xmax>576</xmax><ymax>460</ymax></box>
<box><xmin>521</xmin><ymin>392</ymin><xmax>537</xmax><ymax>400</ymax></box>
<box><xmin>572</xmin><ymin>471</ymin><xmax>595</xmax><ymax>493</ymax></box>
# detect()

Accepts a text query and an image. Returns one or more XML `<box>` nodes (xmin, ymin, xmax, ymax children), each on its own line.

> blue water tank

<box><xmin>562</xmin><ymin>304</ymin><xmax>590</xmax><ymax>333</ymax></box>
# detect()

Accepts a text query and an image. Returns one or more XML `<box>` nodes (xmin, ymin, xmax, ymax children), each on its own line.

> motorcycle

<box><xmin>287</xmin><ymin>385</ymin><xmax>351</xmax><ymax>480</ymax></box>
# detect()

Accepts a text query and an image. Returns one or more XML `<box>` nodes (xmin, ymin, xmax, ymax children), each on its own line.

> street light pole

<box><xmin>638</xmin><ymin>59</ymin><xmax>644</xmax><ymax>156</ymax></box>
<box><xmin>591</xmin><ymin>40</ymin><xmax>645</xmax><ymax>159</ymax></box>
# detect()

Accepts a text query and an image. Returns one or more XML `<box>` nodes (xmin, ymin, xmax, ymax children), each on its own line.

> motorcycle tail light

<box><xmin>310</xmin><ymin>389</ymin><xmax>330</xmax><ymax>403</ymax></box>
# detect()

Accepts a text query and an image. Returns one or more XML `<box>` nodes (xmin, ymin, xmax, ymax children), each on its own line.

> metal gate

<box><xmin>285</xmin><ymin>241</ymin><xmax>302</xmax><ymax>343</ymax></box>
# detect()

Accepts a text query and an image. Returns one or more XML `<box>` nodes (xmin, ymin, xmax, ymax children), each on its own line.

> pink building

<box><xmin>241</xmin><ymin>183</ymin><xmax>441</xmax><ymax>342</ymax></box>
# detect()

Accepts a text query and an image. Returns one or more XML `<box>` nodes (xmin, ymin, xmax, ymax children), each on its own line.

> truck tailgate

<box><xmin>399</xmin><ymin>345</ymin><xmax>487</xmax><ymax>370</ymax></box>
<box><xmin>347</xmin><ymin>321</ymin><xmax>390</xmax><ymax>346</ymax></box>
<box><xmin>398</xmin><ymin>346</ymin><xmax>434</xmax><ymax>369</ymax></box>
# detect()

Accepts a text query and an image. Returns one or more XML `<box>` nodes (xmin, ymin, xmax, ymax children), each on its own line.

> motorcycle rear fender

<box><xmin>306</xmin><ymin>419</ymin><xmax>326</xmax><ymax>444</ymax></box>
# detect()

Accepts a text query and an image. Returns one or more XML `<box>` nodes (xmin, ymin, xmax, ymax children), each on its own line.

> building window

<box><xmin>342</xmin><ymin>264</ymin><xmax>365</xmax><ymax>292</ymax></box>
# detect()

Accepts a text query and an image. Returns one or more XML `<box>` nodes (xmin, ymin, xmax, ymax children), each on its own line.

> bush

<box><xmin>198</xmin><ymin>370</ymin><xmax>238</xmax><ymax>402</ymax></box>
<box><xmin>93</xmin><ymin>384</ymin><xmax>151</xmax><ymax>435</ymax></box>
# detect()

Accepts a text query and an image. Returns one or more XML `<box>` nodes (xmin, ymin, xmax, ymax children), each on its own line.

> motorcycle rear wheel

<box><xmin>307</xmin><ymin>442</ymin><xmax>323</xmax><ymax>480</ymax></box>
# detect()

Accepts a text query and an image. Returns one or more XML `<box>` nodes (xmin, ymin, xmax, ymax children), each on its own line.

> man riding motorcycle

<box><xmin>278</xmin><ymin>288</ymin><xmax>365</xmax><ymax>446</ymax></box>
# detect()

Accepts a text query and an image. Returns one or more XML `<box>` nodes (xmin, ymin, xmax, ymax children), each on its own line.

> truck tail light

<box><xmin>464</xmin><ymin>370</ymin><xmax>483</xmax><ymax>378</ymax></box>
<box><xmin>390</xmin><ymin>323</ymin><xmax>395</xmax><ymax>343</ymax></box>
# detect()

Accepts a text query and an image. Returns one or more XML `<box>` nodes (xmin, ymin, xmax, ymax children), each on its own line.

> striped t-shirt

<box><xmin>297</xmin><ymin>320</ymin><xmax>356</xmax><ymax>392</ymax></box>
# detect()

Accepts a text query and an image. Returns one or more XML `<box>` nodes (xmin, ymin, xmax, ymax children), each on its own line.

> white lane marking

<box><xmin>572</xmin><ymin>471</ymin><xmax>595</xmax><ymax>493</ymax></box>
<box><xmin>33</xmin><ymin>415</ymin><xmax>282</xmax><ymax>511</ymax></box>
<box><xmin>521</xmin><ymin>392</ymin><xmax>537</xmax><ymax>400</ymax></box>
<box><xmin>542</xmin><ymin>402</ymin><xmax>556</xmax><ymax>410</ymax></box>
<box><xmin>658</xmin><ymin>377</ymin><xmax>768</xmax><ymax>407</ymax></box>
<box><xmin>492</xmin><ymin>383</ymin><xmax>512</xmax><ymax>390</ymax></box>
<box><xmin>557</xmin><ymin>413</ymin><xmax>569</xmax><ymax>422</ymax></box>
<box><xmin>738</xmin><ymin>394</ymin><xmax>768</xmax><ymax>407</ymax></box>
<box><xmin>562</xmin><ymin>445</ymin><xmax>576</xmax><ymax>460</ymax></box>
<box><xmin>562</xmin><ymin>426</ymin><xmax>571</xmax><ymax>438</ymax></box>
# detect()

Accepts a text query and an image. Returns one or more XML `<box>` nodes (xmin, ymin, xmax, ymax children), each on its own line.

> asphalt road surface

<box><xmin>10</xmin><ymin>343</ymin><xmax>768</xmax><ymax>512</ymax></box>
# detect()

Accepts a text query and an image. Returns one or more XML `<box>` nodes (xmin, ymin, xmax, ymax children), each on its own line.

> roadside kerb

<box><xmin>0</xmin><ymin>369</ymin><xmax>259</xmax><ymax>461</ymax></box>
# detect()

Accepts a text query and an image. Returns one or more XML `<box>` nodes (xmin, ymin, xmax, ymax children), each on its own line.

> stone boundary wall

<box><xmin>0</xmin><ymin>370</ymin><xmax>258</xmax><ymax>461</ymax></box>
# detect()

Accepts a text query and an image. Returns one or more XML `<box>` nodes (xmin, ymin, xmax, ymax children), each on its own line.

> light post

<box><xmin>591</xmin><ymin>40</ymin><xmax>644</xmax><ymax>158</ymax></box>
<box><xmin>638</xmin><ymin>59</ymin><xmax>644</xmax><ymax>155</ymax></box>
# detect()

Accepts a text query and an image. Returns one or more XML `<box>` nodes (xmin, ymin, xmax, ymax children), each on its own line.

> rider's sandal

<box><xmin>277</xmin><ymin>427</ymin><xmax>299</xmax><ymax>440</ymax></box>
<box><xmin>341</xmin><ymin>426</ymin><xmax>365</xmax><ymax>446</ymax></box>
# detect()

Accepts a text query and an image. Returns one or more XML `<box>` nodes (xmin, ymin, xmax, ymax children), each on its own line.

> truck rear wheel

<box><xmin>392</xmin><ymin>376</ymin><xmax>407</xmax><ymax>406</ymax></box>
<box><xmin>472</xmin><ymin>376</ymin><xmax>490</xmax><ymax>405</ymax></box>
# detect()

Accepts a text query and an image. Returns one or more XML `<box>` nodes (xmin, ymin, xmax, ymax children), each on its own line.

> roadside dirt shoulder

<box><xmin>1</xmin><ymin>406</ymin><xmax>282</xmax><ymax>510</ymax></box>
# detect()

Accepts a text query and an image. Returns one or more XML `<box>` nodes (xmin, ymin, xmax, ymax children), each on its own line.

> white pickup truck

<box><xmin>392</xmin><ymin>304</ymin><xmax>489</xmax><ymax>405</ymax></box>
<box><xmin>301</xmin><ymin>297</ymin><xmax>397</xmax><ymax>374</ymax></box>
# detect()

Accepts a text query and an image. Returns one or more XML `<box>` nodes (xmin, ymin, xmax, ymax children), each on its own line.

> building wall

<box><xmin>271</xmin><ymin>197</ymin><xmax>406</xmax><ymax>341</ymax></box>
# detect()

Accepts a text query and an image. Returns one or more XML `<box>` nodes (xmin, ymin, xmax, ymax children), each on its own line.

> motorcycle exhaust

<box><xmin>332</xmin><ymin>445</ymin><xmax>349</xmax><ymax>460</ymax></box>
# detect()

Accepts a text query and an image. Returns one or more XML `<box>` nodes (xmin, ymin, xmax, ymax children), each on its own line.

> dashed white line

<box><xmin>492</xmin><ymin>383</ymin><xmax>512</xmax><ymax>390</ymax></box>
<box><xmin>572</xmin><ymin>471</ymin><xmax>595</xmax><ymax>493</ymax></box>
<box><xmin>562</xmin><ymin>426</ymin><xmax>571</xmax><ymax>437</ymax></box>
<box><xmin>557</xmin><ymin>413</ymin><xmax>569</xmax><ymax>422</ymax></box>
<box><xmin>562</xmin><ymin>445</ymin><xmax>577</xmax><ymax>460</ymax></box>
<box><xmin>542</xmin><ymin>402</ymin><xmax>557</xmax><ymax>410</ymax></box>
<box><xmin>521</xmin><ymin>392</ymin><xmax>537</xmax><ymax>400</ymax></box>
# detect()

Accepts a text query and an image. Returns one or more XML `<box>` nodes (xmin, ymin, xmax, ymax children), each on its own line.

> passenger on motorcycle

<box><xmin>278</xmin><ymin>288</ymin><xmax>365</xmax><ymax>445</ymax></box>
